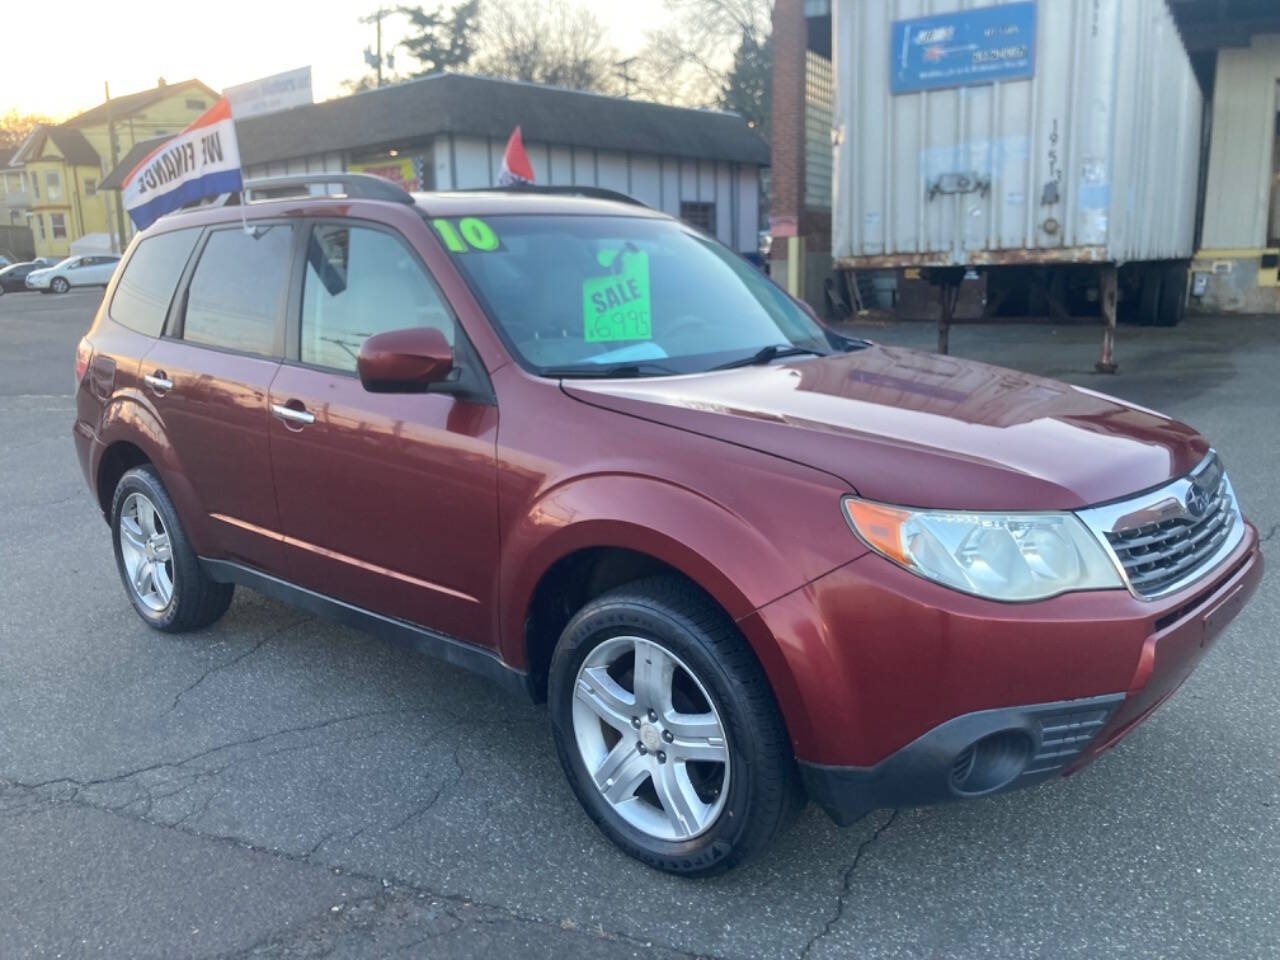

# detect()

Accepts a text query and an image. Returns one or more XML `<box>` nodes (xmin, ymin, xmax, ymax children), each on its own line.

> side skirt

<box><xmin>200</xmin><ymin>558</ymin><xmax>532</xmax><ymax>701</ymax></box>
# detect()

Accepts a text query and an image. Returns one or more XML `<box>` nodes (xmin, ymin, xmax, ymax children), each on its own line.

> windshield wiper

<box><xmin>711</xmin><ymin>344</ymin><xmax>826</xmax><ymax>371</ymax></box>
<box><xmin>540</xmin><ymin>361</ymin><xmax>680</xmax><ymax>379</ymax></box>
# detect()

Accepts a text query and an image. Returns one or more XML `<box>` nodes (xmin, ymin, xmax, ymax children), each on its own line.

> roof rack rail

<box><xmin>241</xmin><ymin>173</ymin><xmax>415</xmax><ymax>205</ymax></box>
<box><xmin>460</xmin><ymin>185</ymin><xmax>647</xmax><ymax>207</ymax></box>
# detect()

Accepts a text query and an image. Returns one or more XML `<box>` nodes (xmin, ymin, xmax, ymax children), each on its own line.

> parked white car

<box><xmin>26</xmin><ymin>255</ymin><xmax>121</xmax><ymax>294</ymax></box>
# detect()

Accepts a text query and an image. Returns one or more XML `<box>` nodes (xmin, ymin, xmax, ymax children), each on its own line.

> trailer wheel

<box><xmin>1154</xmin><ymin>263</ymin><xmax>1188</xmax><ymax>327</ymax></box>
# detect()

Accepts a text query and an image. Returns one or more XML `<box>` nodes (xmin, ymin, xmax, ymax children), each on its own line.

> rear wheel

<box><xmin>111</xmin><ymin>466</ymin><xmax>233</xmax><ymax>632</ymax></box>
<box><xmin>549</xmin><ymin>576</ymin><xmax>800</xmax><ymax>875</ymax></box>
<box><xmin>50</xmin><ymin>277</ymin><xmax>69</xmax><ymax>294</ymax></box>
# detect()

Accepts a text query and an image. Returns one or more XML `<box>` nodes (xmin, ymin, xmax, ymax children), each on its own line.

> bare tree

<box><xmin>0</xmin><ymin>109</ymin><xmax>56</xmax><ymax>149</ymax></box>
<box><xmin>474</xmin><ymin>0</ymin><xmax>618</xmax><ymax>93</ymax></box>
<box><xmin>639</xmin><ymin>0</ymin><xmax>772</xmax><ymax>107</ymax></box>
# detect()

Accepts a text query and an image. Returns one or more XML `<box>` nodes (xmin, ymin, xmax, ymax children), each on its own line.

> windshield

<box><xmin>433</xmin><ymin>214</ymin><xmax>842</xmax><ymax>376</ymax></box>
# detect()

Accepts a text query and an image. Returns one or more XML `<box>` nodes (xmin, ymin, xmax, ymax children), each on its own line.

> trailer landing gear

<box><xmin>1096</xmin><ymin>264</ymin><xmax>1118</xmax><ymax>374</ymax></box>
<box><xmin>925</xmin><ymin>267</ymin><xmax>966</xmax><ymax>355</ymax></box>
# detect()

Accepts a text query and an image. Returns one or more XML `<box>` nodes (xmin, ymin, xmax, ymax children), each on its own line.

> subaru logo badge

<box><xmin>1184</xmin><ymin>483</ymin><xmax>1211</xmax><ymax>519</ymax></box>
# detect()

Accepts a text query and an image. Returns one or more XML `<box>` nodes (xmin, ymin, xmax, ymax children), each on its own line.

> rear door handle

<box><xmin>144</xmin><ymin>371</ymin><xmax>173</xmax><ymax>393</ymax></box>
<box><xmin>271</xmin><ymin>402</ymin><xmax>315</xmax><ymax>426</ymax></box>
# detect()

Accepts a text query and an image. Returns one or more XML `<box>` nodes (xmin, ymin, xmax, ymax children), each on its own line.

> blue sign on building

<box><xmin>891</xmin><ymin>2</ymin><xmax>1036</xmax><ymax>94</ymax></box>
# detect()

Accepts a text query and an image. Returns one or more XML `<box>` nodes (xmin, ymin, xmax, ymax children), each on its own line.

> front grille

<box><xmin>1078</xmin><ymin>452</ymin><xmax>1245</xmax><ymax>600</ymax></box>
<box><xmin>1104</xmin><ymin>469</ymin><xmax>1235</xmax><ymax>597</ymax></box>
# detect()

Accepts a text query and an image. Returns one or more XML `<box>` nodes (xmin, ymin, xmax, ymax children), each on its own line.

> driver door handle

<box><xmin>144</xmin><ymin>371</ymin><xmax>173</xmax><ymax>393</ymax></box>
<box><xmin>271</xmin><ymin>402</ymin><xmax>316</xmax><ymax>426</ymax></box>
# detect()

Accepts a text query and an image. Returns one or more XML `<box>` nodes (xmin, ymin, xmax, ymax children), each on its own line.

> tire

<box><xmin>549</xmin><ymin>576</ymin><xmax>801</xmax><ymax>876</ymax></box>
<box><xmin>110</xmin><ymin>465</ymin><xmax>233</xmax><ymax>632</ymax></box>
<box><xmin>50</xmin><ymin>277</ymin><xmax>69</xmax><ymax>294</ymax></box>
<box><xmin>1154</xmin><ymin>263</ymin><xmax>1188</xmax><ymax>327</ymax></box>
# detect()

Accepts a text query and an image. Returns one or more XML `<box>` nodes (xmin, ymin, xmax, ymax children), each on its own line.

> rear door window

<box><xmin>110</xmin><ymin>229</ymin><xmax>201</xmax><ymax>337</ymax></box>
<box><xmin>299</xmin><ymin>223</ymin><xmax>454</xmax><ymax>372</ymax></box>
<box><xmin>183</xmin><ymin>225</ymin><xmax>294</xmax><ymax>356</ymax></box>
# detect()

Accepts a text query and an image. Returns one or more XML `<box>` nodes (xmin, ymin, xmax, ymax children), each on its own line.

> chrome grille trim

<box><xmin>1076</xmin><ymin>451</ymin><xmax>1245</xmax><ymax>601</ymax></box>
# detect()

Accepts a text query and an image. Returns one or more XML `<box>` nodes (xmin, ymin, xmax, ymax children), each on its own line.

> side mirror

<box><xmin>357</xmin><ymin>327</ymin><xmax>455</xmax><ymax>393</ymax></box>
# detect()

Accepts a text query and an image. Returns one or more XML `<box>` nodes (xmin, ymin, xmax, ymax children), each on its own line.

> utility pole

<box><xmin>614</xmin><ymin>57</ymin><xmax>639</xmax><ymax>99</ymax></box>
<box><xmin>104</xmin><ymin>81</ymin><xmax>127</xmax><ymax>253</ymax></box>
<box><xmin>361</xmin><ymin>8</ymin><xmax>395</xmax><ymax>87</ymax></box>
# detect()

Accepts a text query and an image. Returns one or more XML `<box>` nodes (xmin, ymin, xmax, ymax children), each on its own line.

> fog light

<box><xmin>949</xmin><ymin>731</ymin><xmax>1032</xmax><ymax>796</ymax></box>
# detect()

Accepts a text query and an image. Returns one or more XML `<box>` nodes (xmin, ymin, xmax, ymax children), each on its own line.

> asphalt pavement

<box><xmin>0</xmin><ymin>288</ymin><xmax>1276</xmax><ymax>959</ymax></box>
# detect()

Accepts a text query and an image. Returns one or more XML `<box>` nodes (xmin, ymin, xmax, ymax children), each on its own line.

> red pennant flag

<box><xmin>498</xmin><ymin>126</ymin><xmax>535</xmax><ymax>186</ymax></box>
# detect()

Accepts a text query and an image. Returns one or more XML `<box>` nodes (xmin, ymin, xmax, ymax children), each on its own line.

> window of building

<box><xmin>84</xmin><ymin>179</ymin><xmax>97</xmax><ymax>197</ymax></box>
<box><xmin>185</xmin><ymin>99</ymin><xmax>206</xmax><ymax>111</ymax></box>
<box><xmin>680</xmin><ymin>201</ymin><xmax>717</xmax><ymax>234</ymax></box>
<box><xmin>31</xmin><ymin>173</ymin><xmax>39</xmax><ymax>199</ymax></box>
<box><xmin>45</xmin><ymin>171</ymin><xmax>62</xmax><ymax>201</ymax></box>
<box><xmin>183</xmin><ymin>226</ymin><xmax>293</xmax><ymax>355</ymax></box>
<box><xmin>34</xmin><ymin>214</ymin><xmax>45</xmax><ymax>240</ymax></box>
<box><xmin>300</xmin><ymin>224</ymin><xmax>454</xmax><ymax>372</ymax></box>
<box><xmin>50</xmin><ymin>213</ymin><xmax>67</xmax><ymax>239</ymax></box>
<box><xmin>110</xmin><ymin>229</ymin><xmax>200</xmax><ymax>337</ymax></box>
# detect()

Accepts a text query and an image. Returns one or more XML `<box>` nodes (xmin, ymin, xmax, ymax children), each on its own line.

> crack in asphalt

<box><xmin>165</xmin><ymin>615</ymin><xmax>313</xmax><ymax>715</ymax></box>
<box><xmin>1260</xmin><ymin>522</ymin><xmax>1277</xmax><ymax>545</ymax></box>
<box><xmin>2</xmin><ymin>777</ymin><xmax>721</xmax><ymax>960</ymax></box>
<box><xmin>8</xmin><ymin>708</ymin><xmax>422</xmax><ymax>796</ymax></box>
<box><xmin>799</xmin><ymin>809</ymin><xmax>899</xmax><ymax>960</ymax></box>
<box><xmin>384</xmin><ymin>730</ymin><xmax>469</xmax><ymax>835</ymax></box>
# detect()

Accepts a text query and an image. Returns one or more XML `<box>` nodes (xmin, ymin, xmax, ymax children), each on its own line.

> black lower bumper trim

<box><xmin>800</xmin><ymin>693</ymin><xmax>1125</xmax><ymax>826</ymax></box>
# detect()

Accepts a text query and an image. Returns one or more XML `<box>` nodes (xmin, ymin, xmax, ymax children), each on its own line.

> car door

<box><xmin>140</xmin><ymin>222</ymin><xmax>296</xmax><ymax>573</ymax></box>
<box><xmin>61</xmin><ymin>258</ymin><xmax>84</xmax><ymax>286</ymax></box>
<box><xmin>267</xmin><ymin>220</ymin><xmax>499</xmax><ymax>647</ymax></box>
<box><xmin>86</xmin><ymin>256</ymin><xmax>120</xmax><ymax>285</ymax></box>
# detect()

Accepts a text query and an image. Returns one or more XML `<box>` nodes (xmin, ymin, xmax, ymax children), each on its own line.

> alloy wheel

<box><xmin>571</xmin><ymin>635</ymin><xmax>730</xmax><ymax>841</ymax></box>
<box><xmin>118</xmin><ymin>492</ymin><xmax>175</xmax><ymax>611</ymax></box>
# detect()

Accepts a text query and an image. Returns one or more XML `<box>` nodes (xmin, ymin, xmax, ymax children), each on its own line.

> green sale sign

<box><xmin>582</xmin><ymin>252</ymin><xmax>652</xmax><ymax>342</ymax></box>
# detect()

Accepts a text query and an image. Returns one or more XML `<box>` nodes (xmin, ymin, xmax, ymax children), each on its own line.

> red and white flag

<box><xmin>497</xmin><ymin>126</ymin><xmax>534</xmax><ymax>186</ymax></box>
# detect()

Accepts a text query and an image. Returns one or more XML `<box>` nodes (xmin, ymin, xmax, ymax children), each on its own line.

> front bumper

<box><xmin>740</xmin><ymin>524</ymin><xmax>1263</xmax><ymax>825</ymax></box>
<box><xmin>25</xmin><ymin>275</ymin><xmax>50</xmax><ymax>289</ymax></box>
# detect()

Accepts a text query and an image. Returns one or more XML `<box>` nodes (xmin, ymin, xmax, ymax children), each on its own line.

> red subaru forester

<box><xmin>73</xmin><ymin>175</ymin><xmax>1263</xmax><ymax>875</ymax></box>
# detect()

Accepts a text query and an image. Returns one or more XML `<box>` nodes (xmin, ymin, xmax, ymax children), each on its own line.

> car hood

<box><xmin>562</xmin><ymin>345</ymin><xmax>1208</xmax><ymax>510</ymax></box>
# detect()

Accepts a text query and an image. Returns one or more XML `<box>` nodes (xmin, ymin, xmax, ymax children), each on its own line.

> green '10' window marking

<box><xmin>432</xmin><ymin>217</ymin><xmax>501</xmax><ymax>253</ymax></box>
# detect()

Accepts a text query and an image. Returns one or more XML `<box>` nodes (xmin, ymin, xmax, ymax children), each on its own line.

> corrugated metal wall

<box><xmin>246</xmin><ymin>138</ymin><xmax>761</xmax><ymax>255</ymax></box>
<box><xmin>1200</xmin><ymin>35</ymin><xmax>1280</xmax><ymax>251</ymax></box>
<box><xmin>833</xmin><ymin>0</ymin><xmax>1200</xmax><ymax>266</ymax></box>
<box><xmin>438</xmin><ymin>135</ymin><xmax>761</xmax><ymax>253</ymax></box>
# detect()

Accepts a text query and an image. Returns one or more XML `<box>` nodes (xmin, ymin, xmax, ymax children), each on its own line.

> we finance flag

<box><xmin>123</xmin><ymin>97</ymin><xmax>243</xmax><ymax>230</ymax></box>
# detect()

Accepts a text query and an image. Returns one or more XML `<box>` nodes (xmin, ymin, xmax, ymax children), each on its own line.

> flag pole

<box><xmin>239</xmin><ymin>185</ymin><xmax>253</xmax><ymax>236</ymax></box>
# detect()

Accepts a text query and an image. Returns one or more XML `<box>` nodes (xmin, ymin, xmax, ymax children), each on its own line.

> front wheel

<box><xmin>549</xmin><ymin>576</ymin><xmax>800</xmax><ymax>875</ymax></box>
<box><xmin>50</xmin><ymin>277</ymin><xmax>69</xmax><ymax>294</ymax></box>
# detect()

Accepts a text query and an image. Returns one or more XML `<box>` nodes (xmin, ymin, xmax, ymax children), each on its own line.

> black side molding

<box><xmin>201</xmin><ymin>558</ymin><xmax>531</xmax><ymax>701</ymax></box>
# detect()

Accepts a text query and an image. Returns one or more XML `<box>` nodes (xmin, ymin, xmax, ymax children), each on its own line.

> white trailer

<box><xmin>831</xmin><ymin>0</ymin><xmax>1202</xmax><ymax>368</ymax></box>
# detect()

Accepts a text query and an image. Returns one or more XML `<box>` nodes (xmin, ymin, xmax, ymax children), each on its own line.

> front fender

<box><xmin>498</xmin><ymin>472</ymin><xmax>856</xmax><ymax>754</ymax></box>
<box><xmin>501</xmin><ymin>473</ymin><xmax>778</xmax><ymax>647</ymax></box>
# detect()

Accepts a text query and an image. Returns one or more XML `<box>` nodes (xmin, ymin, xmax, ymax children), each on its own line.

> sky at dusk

<box><xmin>3</xmin><ymin>0</ymin><xmax>669</xmax><ymax>119</ymax></box>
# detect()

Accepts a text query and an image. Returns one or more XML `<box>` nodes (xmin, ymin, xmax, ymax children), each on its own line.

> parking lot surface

<box><xmin>1</xmin><ymin>289</ymin><xmax>1276</xmax><ymax>959</ymax></box>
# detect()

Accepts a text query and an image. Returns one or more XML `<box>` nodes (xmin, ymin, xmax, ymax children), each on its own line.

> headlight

<box><xmin>842</xmin><ymin>497</ymin><xmax>1123</xmax><ymax>601</ymax></box>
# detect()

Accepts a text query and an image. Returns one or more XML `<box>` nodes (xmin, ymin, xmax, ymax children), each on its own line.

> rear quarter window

<box><xmin>109</xmin><ymin>229</ymin><xmax>201</xmax><ymax>337</ymax></box>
